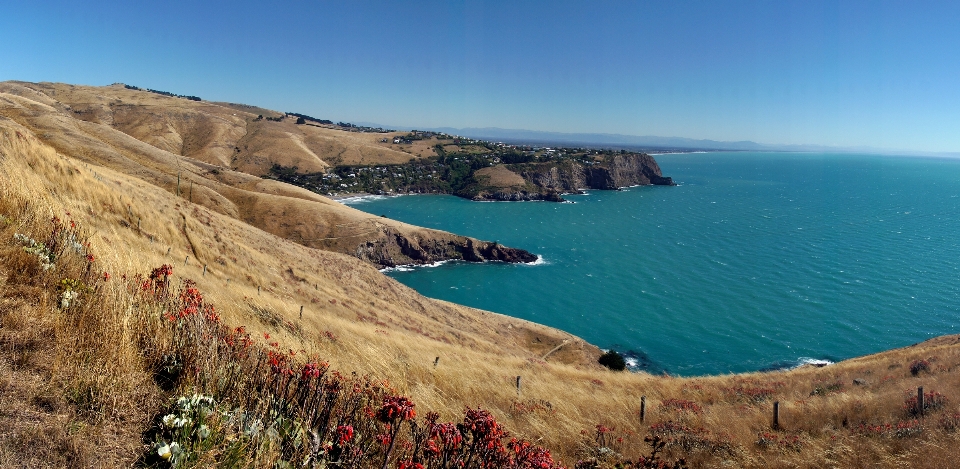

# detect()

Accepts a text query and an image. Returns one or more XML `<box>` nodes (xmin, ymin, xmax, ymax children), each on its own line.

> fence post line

<box><xmin>918</xmin><ymin>387</ymin><xmax>924</xmax><ymax>417</ymax></box>
<box><xmin>640</xmin><ymin>396</ymin><xmax>646</xmax><ymax>423</ymax></box>
<box><xmin>773</xmin><ymin>401</ymin><xmax>780</xmax><ymax>430</ymax></box>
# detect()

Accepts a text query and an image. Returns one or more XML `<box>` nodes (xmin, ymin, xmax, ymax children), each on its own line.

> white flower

<box><xmin>60</xmin><ymin>290</ymin><xmax>77</xmax><ymax>308</ymax></box>
<box><xmin>197</xmin><ymin>424</ymin><xmax>210</xmax><ymax>440</ymax></box>
<box><xmin>157</xmin><ymin>442</ymin><xmax>171</xmax><ymax>460</ymax></box>
<box><xmin>169</xmin><ymin>442</ymin><xmax>183</xmax><ymax>462</ymax></box>
<box><xmin>173</xmin><ymin>417</ymin><xmax>191</xmax><ymax>428</ymax></box>
<box><xmin>162</xmin><ymin>414</ymin><xmax>177</xmax><ymax>428</ymax></box>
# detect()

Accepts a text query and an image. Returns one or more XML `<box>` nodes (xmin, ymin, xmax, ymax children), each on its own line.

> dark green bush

<box><xmin>599</xmin><ymin>350</ymin><xmax>626</xmax><ymax>371</ymax></box>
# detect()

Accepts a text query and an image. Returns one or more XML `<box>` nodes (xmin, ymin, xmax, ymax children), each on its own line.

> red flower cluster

<box><xmin>855</xmin><ymin>419</ymin><xmax>923</xmax><ymax>438</ymax></box>
<box><xmin>378</xmin><ymin>396</ymin><xmax>416</xmax><ymax>423</ymax></box>
<box><xmin>904</xmin><ymin>390</ymin><xmax>947</xmax><ymax>417</ymax></box>
<box><xmin>149</xmin><ymin>264</ymin><xmax>173</xmax><ymax>280</ymax></box>
<box><xmin>508</xmin><ymin>438</ymin><xmax>560</xmax><ymax>469</ymax></box>
<box><xmin>301</xmin><ymin>362</ymin><xmax>328</xmax><ymax>380</ymax></box>
<box><xmin>336</xmin><ymin>425</ymin><xmax>354</xmax><ymax>446</ymax></box>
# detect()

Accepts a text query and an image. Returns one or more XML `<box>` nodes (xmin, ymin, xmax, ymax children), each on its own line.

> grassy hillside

<box><xmin>0</xmin><ymin>82</ymin><xmax>529</xmax><ymax>268</ymax></box>
<box><xmin>2</xmin><ymin>87</ymin><xmax>960</xmax><ymax>468</ymax></box>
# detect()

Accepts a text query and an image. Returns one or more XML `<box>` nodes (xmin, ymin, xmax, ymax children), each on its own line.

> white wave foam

<box><xmin>522</xmin><ymin>255</ymin><xmax>547</xmax><ymax>266</ymax></box>
<box><xmin>379</xmin><ymin>259</ymin><xmax>453</xmax><ymax>273</ymax></box>
<box><xmin>793</xmin><ymin>357</ymin><xmax>834</xmax><ymax>369</ymax></box>
<box><xmin>337</xmin><ymin>194</ymin><xmax>391</xmax><ymax>204</ymax></box>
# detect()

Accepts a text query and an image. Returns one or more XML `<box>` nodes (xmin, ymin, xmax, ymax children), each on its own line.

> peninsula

<box><xmin>267</xmin><ymin>131</ymin><xmax>675</xmax><ymax>202</ymax></box>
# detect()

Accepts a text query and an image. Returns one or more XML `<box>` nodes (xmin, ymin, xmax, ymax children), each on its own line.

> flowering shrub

<box><xmin>855</xmin><ymin>420</ymin><xmax>924</xmax><ymax>438</ymax></box>
<box><xmin>659</xmin><ymin>399</ymin><xmax>703</xmax><ymax>415</ymax></box>
<box><xmin>904</xmin><ymin>390</ymin><xmax>947</xmax><ymax>417</ymax></box>
<box><xmin>57</xmin><ymin>278</ymin><xmax>89</xmax><ymax>309</ymax></box>
<box><xmin>131</xmin><ymin>265</ymin><xmax>564</xmax><ymax>469</ymax></box>
<box><xmin>648</xmin><ymin>421</ymin><xmax>714</xmax><ymax>452</ymax></box>
<box><xmin>14</xmin><ymin>232</ymin><xmax>56</xmax><ymax>271</ymax></box>
<box><xmin>937</xmin><ymin>412</ymin><xmax>960</xmax><ymax>432</ymax></box>
<box><xmin>909</xmin><ymin>359</ymin><xmax>931</xmax><ymax>376</ymax></box>
<box><xmin>149</xmin><ymin>394</ymin><xmax>221</xmax><ymax>467</ymax></box>
<box><xmin>509</xmin><ymin>399</ymin><xmax>555</xmax><ymax>417</ymax></box>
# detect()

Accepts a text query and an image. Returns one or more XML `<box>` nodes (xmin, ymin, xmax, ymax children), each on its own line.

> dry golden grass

<box><xmin>473</xmin><ymin>165</ymin><xmax>528</xmax><ymax>189</ymax></box>
<box><xmin>0</xmin><ymin>81</ymin><xmax>489</xmax><ymax>264</ymax></box>
<box><xmin>3</xmin><ymin>92</ymin><xmax>960</xmax><ymax>468</ymax></box>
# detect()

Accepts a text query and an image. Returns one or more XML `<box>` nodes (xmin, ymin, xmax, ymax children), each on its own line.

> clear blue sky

<box><xmin>2</xmin><ymin>1</ymin><xmax>959</xmax><ymax>152</ymax></box>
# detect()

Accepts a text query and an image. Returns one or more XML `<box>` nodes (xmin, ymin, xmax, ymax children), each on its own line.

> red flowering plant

<box><xmin>126</xmin><ymin>264</ymin><xmax>570</xmax><ymax>468</ymax></box>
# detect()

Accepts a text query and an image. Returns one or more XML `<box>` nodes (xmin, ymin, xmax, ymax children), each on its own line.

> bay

<box><xmin>347</xmin><ymin>152</ymin><xmax>960</xmax><ymax>375</ymax></box>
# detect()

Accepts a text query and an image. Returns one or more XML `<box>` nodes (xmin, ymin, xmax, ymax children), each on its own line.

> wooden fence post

<box><xmin>640</xmin><ymin>396</ymin><xmax>646</xmax><ymax>423</ymax></box>
<box><xmin>184</xmin><ymin>256</ymin><xmax>189</xmax><ymax>266</ymax></box>
<box><xmin>202</xmin><ymin>265</ymin><xmax>206</xmax><ymax>276</ymax></box>
<box><xmin>918</xmin><ymin>387</ymin><xmax>924</xmax><ymax>416</ymax></box>
<box><xmin>166</xmin><ymin>247</ymin><xmax>171</xmax><ymax>256</ymax></box>
<box><xmin>773</xmin><ymin>401</ymin><xmax>780</xmax><ymax>430</ymax></box>
<box><xmin>300</xmin><ymin>305</ymin><xmax>304</xmax><ymax>319</ymax></box>
<box><xmin>257</xmin><ymin>285</ymin><xmax>261</xmax><ymax>295</ymax></box>
<box><xmin>516</xmin><ymin>376</ymin><xmax>521</xmax><ymax>394</ymax></box>
<box><xmin>434</xmin><ymin>357</ymin><xmax>440</xmax><ymax>367</ymax></box>
<box><xmin>176</xmin><ymin>172</ymin><xmax>181</xmax><ymax>196</ymax></box>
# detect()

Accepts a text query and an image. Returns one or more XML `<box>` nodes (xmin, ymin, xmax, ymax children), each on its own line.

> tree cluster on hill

<box><xmin>123</xmin><ymin>84</ymin><xmax>200</xmax><ymax>101</ymax></box>
<box><xmin>287</xmin><ymin>112</ymin><xmax>333</xmax><ymax>125</ymax></box>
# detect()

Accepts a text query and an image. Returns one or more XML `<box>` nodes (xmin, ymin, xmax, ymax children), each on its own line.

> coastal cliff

<box><xmin>462</xmin><ymin>152</ymin><xmax>675</xmax><ymax>201</ymax></box>
<box><xmin>354</xmin><ymin>227</ymin><xmax>538</xmax><ymax>267</ymax></box>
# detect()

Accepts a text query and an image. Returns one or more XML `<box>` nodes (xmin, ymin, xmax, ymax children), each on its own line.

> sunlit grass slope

<box><xmin>2</xmin><ymin>98</ymin><xmax>960</xmax><ymax>468</ymax></box>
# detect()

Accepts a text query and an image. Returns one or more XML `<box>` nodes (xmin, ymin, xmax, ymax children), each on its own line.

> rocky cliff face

<box><xmin>516</xmin><ymin>153</ymin><xmax>674</xmax><ymax>194</ymax></box>
<box><xmin>354</xmin><ymin>228</ymin><xmax>538</xmax><ymax>267</ymax></box>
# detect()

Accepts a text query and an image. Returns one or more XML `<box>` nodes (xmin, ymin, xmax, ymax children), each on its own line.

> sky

<box><xmin>2</xmin><ymin>1</ymin><xmax>959</xmax><ymax>152</ymax></box>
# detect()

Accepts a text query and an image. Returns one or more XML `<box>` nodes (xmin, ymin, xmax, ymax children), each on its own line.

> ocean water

<box><xmin>347</xmin><ymin>152</ymin><xmax>960</xmax><ymax>375</ymax></box>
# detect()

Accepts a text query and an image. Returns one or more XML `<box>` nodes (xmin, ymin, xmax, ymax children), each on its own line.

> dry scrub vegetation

<box><xmin>3</xmin><ymin>105</ymin><xmax>960</xmax><ymax>468</ymax></box>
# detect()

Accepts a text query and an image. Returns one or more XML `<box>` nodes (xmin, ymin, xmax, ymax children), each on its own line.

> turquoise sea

<box><xmin>347</xmin><ymin>152</ymin><xmax>960</xmax><ymax>376</ymax></box>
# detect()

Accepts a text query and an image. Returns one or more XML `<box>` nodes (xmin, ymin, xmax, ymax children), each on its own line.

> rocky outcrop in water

<box><xmin>355</xmin><ymin>228</ymin><xmax>538</xmax><ymax>268</ymax></box>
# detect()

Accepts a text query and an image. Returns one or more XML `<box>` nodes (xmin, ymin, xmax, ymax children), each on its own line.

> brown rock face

<box><xmin>355</xmin><ymin>228</ymin><xmax>538</xmax><ymax>267</ymax></box>
<box><xmin>517</xmin><ymin>153</ymin><xmax>674</xmax><ymax>194</ymax></box>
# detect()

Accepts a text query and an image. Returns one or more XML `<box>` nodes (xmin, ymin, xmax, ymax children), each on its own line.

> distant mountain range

<box><xmin>354</xmin><ymin>123</ymin><xmax>958</xmax><ymax>157</ymax></box>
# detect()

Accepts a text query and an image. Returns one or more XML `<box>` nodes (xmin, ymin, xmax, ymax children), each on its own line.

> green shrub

<box><xmin>599</xmin><ymin>350</ymin><xmax>626</xmax><ymax>371</ymax></box>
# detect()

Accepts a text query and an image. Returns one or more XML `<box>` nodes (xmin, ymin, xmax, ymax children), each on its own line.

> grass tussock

<box><xmin>3</xmin><ymin>119</ymin><xmax>960</xmax><ymax>468</ymax></box>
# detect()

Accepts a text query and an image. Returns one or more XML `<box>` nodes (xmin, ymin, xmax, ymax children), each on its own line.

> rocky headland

<box><xmin>461</xmin><ymin>152</ymin><xmax>675</xmax><ymax>202</ymax></box>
